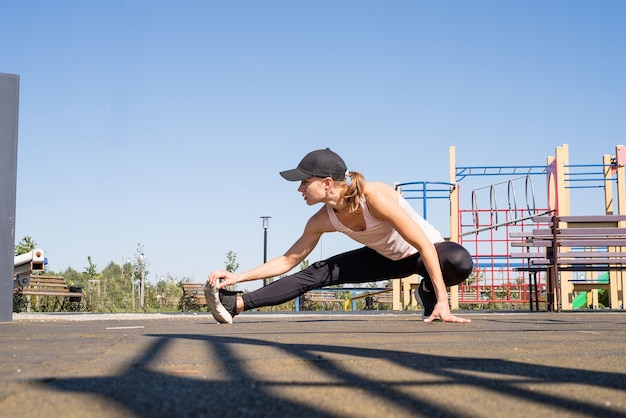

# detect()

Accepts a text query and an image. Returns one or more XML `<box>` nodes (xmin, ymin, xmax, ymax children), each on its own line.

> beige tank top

<box><xmin>326</xmin><ymin>195</ymin><xmax>444</xmax><ymax>260</ymax></box>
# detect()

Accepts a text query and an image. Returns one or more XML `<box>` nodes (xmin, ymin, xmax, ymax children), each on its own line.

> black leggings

<box><xmin>242</xmin><ymin>241</ymin><xmax>473</xmax><ymax>311</ymax></box>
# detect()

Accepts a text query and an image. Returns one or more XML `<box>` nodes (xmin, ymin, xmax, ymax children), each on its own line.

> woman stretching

<box><xmin>206</xmin><ymin>148</ymin><xmax>473</xmax><ymax>324</ymax></box>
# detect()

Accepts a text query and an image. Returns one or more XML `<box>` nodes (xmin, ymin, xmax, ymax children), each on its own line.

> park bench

<box><xmin>372</xmin><ymin>290</ymin><xmax>394</xmax><ymax>304</ymax></box>
<box><xmin>366</xmin><ymin>290</ymin><xmax>394</xmax><ymax>310</ymax></box>
<box><xmin>342</xmin><ymin>288</ymin><xmax>394</xmax><ymax>311</ymax></box>
<box><xmin>13</xmin><ymin>275</ymin><xmax>83</xmax><ymax>311</ymax></box>
<box><xmin>302</xmin><ymin>289</ymin><xmax>344</xmax><ymax>310</ymax></box>
<box><xmin>510</xmin><ymin>214</ymin><xmax>626</xmax><ymax>311</ymax></box>
<box><xmin>179</xmin><ymin>282</ymin><xmax>207</xmax><ymax>311</ymax></box>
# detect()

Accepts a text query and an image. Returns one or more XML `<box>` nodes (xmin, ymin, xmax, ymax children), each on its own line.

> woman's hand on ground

<box><xmin>425</xmin><ymin>301</ymin><xmax>471</xmax><ymax>323</ymax></box>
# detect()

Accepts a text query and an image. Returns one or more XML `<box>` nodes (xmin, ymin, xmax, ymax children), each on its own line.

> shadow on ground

<box><xmin>39</xmin><ymin>331</ymin><xmax>625</xmax><ymax>417</ymax></box>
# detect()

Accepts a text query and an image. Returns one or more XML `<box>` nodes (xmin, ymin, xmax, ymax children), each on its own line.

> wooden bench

<box><xmin>13</xmin><ymin>275</ymin><xmax>83</xmax><ymax>311</ymax></box>
<box><xmin>179</xmin><ymin>282</ymin><xmax>207</xmax><ymax>311</ymax></box>
<box><xmin>510</xmin><ymin>214</ymin><xmax>626</xmax><ymax>311</ymax></box>
<box><xmin>366</xmin><ymin>290</ymin><xmax>394</xmax><ymax>310</ymax></box>
<box><xmin>370</xmin><ymin>290</ymin><xmax>394</xmax><ymax>309</ymax></box>
<box><xmin>302</xmin><ymin>289</ymin><xmax>344</xmax><ymax>310</ymax></box>
<box><xmin>342</xmin><ymin>289</ymin><xmax>394</xmax><ymax>311</ymax></box>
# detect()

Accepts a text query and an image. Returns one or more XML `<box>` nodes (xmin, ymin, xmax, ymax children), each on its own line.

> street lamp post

<box><xmin>260</xmin><ymin>216</ymin><xmax>271</xmax><ymax>287</ymax></box>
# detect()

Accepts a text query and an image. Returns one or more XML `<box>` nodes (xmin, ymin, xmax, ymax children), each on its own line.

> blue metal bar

<box><xmin>395</xmin><ymin>181</ymin><xmax>454</xmax><ymax>220</ymax></box>
<box><xmin>455</xmin><ymin>165</ymin><xmax>547</xmax><ymax>182</ymax></box>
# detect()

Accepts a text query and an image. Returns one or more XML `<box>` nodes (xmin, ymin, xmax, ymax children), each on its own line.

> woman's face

<box><xmin>297</xmin><ymin>177</ymin><xmax>328</xmax><ymax>205</ymax></box>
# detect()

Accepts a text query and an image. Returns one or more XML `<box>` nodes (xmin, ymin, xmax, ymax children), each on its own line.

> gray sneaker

<box><xmin>205</xmin><ymin>282</ymin><xmax>236</xmax><ymax>324</ymax></box>
<box><xmin>414</xmin><ymin>284</ymin><xmax>436</xmax><ymax>320</ymax></box>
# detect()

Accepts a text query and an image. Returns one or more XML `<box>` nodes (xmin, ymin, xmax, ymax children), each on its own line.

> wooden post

<box><xmin>603</xmin><ymin>154</ymin><xmax>614</xmax><ymax>215</ymax></box>
<box><xmin>555</xmin><ymin>145</ymin><xmax>572</xmax><ymax>311</ymax></box>
<box><xmin>603</xmin><ymin>154</ymin><xmax>618</xmax><ymax>309</ymax></box>
<box><xmin>449</xmin><ymin>146</ymin><xmax>460</xmax><ymax>310</ymax></box>
<box><xmin>612</xmin><ymin>145</ymin><xmax>626</xmax><ymax>309</ymax></box>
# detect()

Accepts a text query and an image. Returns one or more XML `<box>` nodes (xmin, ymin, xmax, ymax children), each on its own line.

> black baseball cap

<box><xmin>280</xmin><ymin>148</ymin><xmax>347</xmax><ymax>181</ymax></box>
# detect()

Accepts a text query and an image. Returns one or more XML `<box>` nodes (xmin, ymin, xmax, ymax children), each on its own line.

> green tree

<box><xmin>97</xmin><ymin>261</ymin><xmax>131</xmax><ymax>312</ymax></box>
<box><xmin>63</xmin><ymin>267</ymin><xmax>84</xmax><ymax>287</ymax></box>
<box><xmin>15</xmin><ymin>236</ymin><xmax>36</xmax><ymax>256</ymax></box>
<box><xmin>225</xmin><ymin>251</ymin><xmax>239</xmax><ymax>272</ymax></box>
<box><xmin>155</xmin><ymin>276</ymin><xmax>183</xmax><ymax>312</ymax></box>
<box><xmin>82</xmin><ymin>256</ymin><xmax>101</xmax><ymax>311</ymax></box>
<box><xmin>84</xmin><ymin>256</ymin><xmax>98</xmax><ymax>280</ymax></box>
<box><xmin>300</xmin><ymin>259</ymin><xmax>309</xmax><ymax>270</ymax></box>
<box><xmin>223</xmin><ymin>251</ymin><xmax>239</xmax><ymax>291</ymax></box>
<box><xmin>599</xmin><ymin>289</ymin><xmax>609</xmax><ymax>308</ymax></box>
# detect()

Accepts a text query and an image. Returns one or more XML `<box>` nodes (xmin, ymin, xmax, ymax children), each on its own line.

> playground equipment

<box><xmin>573</xmin><ymin>273</ymin><xmax>609</xmax><ymax>309</ymax></box>
<box><xmin>547</xmin><ymin>145</ymin><xmax>626</xmax><ymax>310</ymax></box>
<box><xmin>452</xmin><ymin>144</ymin><xmax>625</xmax><ymax>311</ymax></box>
<box><xmin>393</xmin><ymin>144</ymin><xmax>625</xmax><ymax>312</ymax></box>
<box><xmin>510</xmin><ymin>214</ymin><xmax>626</xmax><ymax>311</ymax></box>
<box><xmin>393</xmin><ymin>152</ymin><xmax>551</xmax><ymax>310</ymax></box>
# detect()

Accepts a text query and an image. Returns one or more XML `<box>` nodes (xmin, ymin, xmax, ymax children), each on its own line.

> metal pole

<box><xmin>264</xmin><ymin>228</ymin><xmax>268</xmax><ymax>263</ymax></box>
<box><xmin>0</xmin><ymin>73</ymin><xmax>19</xmax><ymax>322</ymax></box>
<box><xmin>260</xmin><ymin>216</ymin><xmax>271</xmax><ymax>287</ymax></box>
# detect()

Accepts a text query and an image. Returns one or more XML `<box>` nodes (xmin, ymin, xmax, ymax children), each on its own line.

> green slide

<box><xmin>572</xmin><ymin>272</ymin><xmax>609</xmax><ymax>309</ymax></box>
<box><xmin>573</xmin><ymin>292</ymin><xmax>588</xmax><ymax>309</ymax></box>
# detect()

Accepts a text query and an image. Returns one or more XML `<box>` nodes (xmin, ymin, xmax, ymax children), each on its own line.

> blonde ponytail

<box><xmin>341</xmin><ymin>171</ymin><xmax>365</xmax><ymax>214</ymax></box>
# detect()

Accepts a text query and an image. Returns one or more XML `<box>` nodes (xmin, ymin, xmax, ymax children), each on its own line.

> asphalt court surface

<box><xmin>1</xmin><ymin>311</ymin><xmax>625</xmax><ymax>417</ymax></box>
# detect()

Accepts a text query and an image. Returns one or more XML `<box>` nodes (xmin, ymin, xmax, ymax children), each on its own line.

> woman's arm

<box><xmin>209</xmin><ymin>207</ymin><xmax>331</xmax><ymax>289</ymax></box>
<box><xmin>366</xmin><ymin>183</ymin><xmax>470</xmax><ymax>323</ymax></box>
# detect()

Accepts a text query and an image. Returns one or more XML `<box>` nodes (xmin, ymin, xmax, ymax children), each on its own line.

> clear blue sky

<box><xmin>2</xmin><ymin>1</ymin><xmax>625</xmax><ymax>289</ymax></box>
